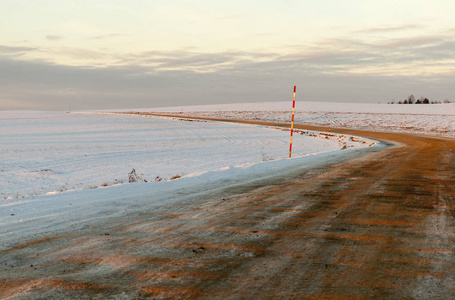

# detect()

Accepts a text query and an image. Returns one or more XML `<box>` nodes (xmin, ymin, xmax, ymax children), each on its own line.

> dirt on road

<box><xmin>1</xmin><ymin>116</ymin><xmax>454</xmax><ymax>299</ymax></box>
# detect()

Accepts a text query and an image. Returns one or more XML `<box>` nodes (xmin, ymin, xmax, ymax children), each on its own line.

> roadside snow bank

<box><xmin>0</xmin><ymin>142</ymin><xmax>382</xmax><ymax>250</ymax></box>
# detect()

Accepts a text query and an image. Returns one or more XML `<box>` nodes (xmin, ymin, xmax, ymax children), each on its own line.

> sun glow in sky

<box><xmin>1</xmin><ymin>0</ymin><xmax>455</xmax><ymax>110</ymax></box>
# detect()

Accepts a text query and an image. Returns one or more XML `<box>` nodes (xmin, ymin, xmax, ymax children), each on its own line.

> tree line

<box><xmin>388</xmin><ymin>95</ymin><xmax>452</xmax><ymax>104</ymax></box>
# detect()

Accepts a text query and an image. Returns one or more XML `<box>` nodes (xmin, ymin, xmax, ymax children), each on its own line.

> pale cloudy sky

<box><xmin>1</xmin><ymin>0</ymin><xmax>455</xmax><ymax>110</ymax></box>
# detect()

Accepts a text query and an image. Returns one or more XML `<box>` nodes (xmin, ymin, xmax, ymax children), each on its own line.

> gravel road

<box><xmin>1</xmin><ymin>116</ymin><xmax>454</xmax><ymax>299</ymax></box>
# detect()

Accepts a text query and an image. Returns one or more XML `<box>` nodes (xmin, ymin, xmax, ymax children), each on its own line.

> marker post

<box><xmin>289</xmin><ymin>86</ymin><xmax>296</xmax><ymax>158</ymax></box>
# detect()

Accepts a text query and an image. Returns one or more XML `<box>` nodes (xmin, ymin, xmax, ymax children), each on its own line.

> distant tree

<box><xmin>423</xmin><ymin>98</ymin><xmax>430</xmax><ymax>104</ymax></box>
<box><xmin>403</xmin><ymin>100</ymin><xmax>408</xmax><ymax>104</ymax></box>
<box><xmin>398</xmin><ymin>101</ymin><xmax>403</xmax><ymax>104</ymax></box>
<box><xmin>408</xmin><ymin>94</ymin><xmax>415</xmax><ymax>104</ymax></box>
<box><xmin>416</xmin><ymin>99</ymin><xmax>422</xmax><ymax>104</ymax></box>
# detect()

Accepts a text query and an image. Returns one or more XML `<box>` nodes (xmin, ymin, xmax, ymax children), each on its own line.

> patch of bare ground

<box><xmin>1</xmin><ymin>115</ymin><xmax>454</xmax><ymax>299</ymax></box>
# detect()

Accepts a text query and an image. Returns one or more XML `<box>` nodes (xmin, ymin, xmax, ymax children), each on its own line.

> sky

<box><xmin>1</xmin><ymin>0</ymin><xmax>455</xmax><ymax>110</ymax></box>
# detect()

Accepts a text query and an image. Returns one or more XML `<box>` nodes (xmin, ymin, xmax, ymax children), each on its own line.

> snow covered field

<box><xmin>148</xmin><ymin>101</ymin><xmax>455</xmax><ymax>137</ymax></box>
<box><xmin>1</xmin><ymin>111</ymin><xmax>377</xmax><ymax>248</ymax></box>
<box><xmin>1</xmin><ymin>111</ymin><xmax>374</xmax><ymax>201</ymax></box>
<box><xmin>2</xmin><ymin>100</ymin><xmax>453</xmax><ymax>248</ymax></box>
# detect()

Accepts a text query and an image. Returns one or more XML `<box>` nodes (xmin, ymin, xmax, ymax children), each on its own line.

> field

<box><xmin>0</xmin><ymin>109</ymin><xmax>375</xmax><ymax>248</ymax></box>
<box><xmin>150</xmin><ymin>101</ymin><xmax>455</xmax><ymax>137</ymax></box>
<box><xmin>1</xmin><ymin>102</ymin><xmax>454</xmax><ymax>298</ymax></box>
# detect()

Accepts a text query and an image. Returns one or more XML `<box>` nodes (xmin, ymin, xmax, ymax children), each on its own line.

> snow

<box><xmin>0</xmin><ymin>110</ymin><xmax>378</xmax><ymax>248</ymax></box>
<box><xmin>0</xmin><ymin>111</ymin><xmax>374</xmax><ymax>201</ymax></box>
<box><xmin>2</xmin><ymin>100</ymin><xmax>453</xmax><ymax>249</ymax></box>
<box><xmin>139</xmin><ymin>101</ymin><xmax>455</xmax><ymax>115</ymax></box>
<box><xmin>143</xmin><ymin>101</ymin><xmax>455</xmax><ymax>137</ymax></box>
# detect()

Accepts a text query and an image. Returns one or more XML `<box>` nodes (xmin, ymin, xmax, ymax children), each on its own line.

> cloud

<box><xmin>381</xmin><ymin>35</ymin><xmax>443</xmax><ymax>49</ymax></box>
<box><xmin>1</xmin><ymin>50</ymin><xmax>454</xmax><ymax>111</ymax></box>
<box><xmin>357</xmin><ymin>24</ymin><xmax>421</xmax><ymax>34</ymax></box>
<box><xmin>38</xmin><ymin>47</ymin><xmax>108</xmax><ymax>63</ymax></box>
<box><xmin>46</xmin><ymin>35</ymin><xmax>63</xmax><ymax>41</ymax></box>
<box><xmin>10</xmin><ymin>30</ymin><xmax>454</xmax><ymax>76</ymax></box>
<box><xmin>281</xmin><ymin>33</ymin><xmax>455</xmax><ymax>75</ymax></box>
<box><xmin>2</xmin><ymin>29</ymin><xmax>455</xmax><ymax>110</ymax></box>
<box><xmin>111</xmin><ymin>50</ymin><xmax>280</xmax><ymax>73</ymax></box>
<box><xmin>0</xmin><ymin>45</ymin><xmax>35</xmax><ymax>56</ymax></box>
<box><xmin>90</xmin><ymin>33</ymin><xmax>126</xmax><ymax>40</ymax></box>
<box><xmin>0</xmin><ymin>98</ymin><xmax>34</xmax><ymax>109</ymax></box>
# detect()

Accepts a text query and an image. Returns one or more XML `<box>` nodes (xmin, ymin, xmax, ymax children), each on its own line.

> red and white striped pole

<box><xmin>289</xmin><ymin>86</ymin><xmax>296</xmax><ymax>158</ymax></box>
